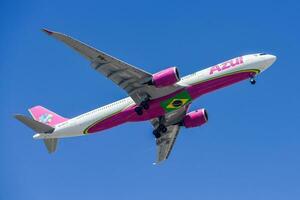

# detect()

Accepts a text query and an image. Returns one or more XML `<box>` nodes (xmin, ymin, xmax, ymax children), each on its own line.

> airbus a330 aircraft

<box><xmin>15</xmin><ymin>29</ymin><xmax>276</xmax><ymax>163</ymax></box>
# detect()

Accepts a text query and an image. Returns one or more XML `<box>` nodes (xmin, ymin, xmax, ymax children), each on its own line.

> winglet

<box><xmin>42</xmin><ymin>28</ymin><xmax>53</xmax><ymax>35</ymax></box>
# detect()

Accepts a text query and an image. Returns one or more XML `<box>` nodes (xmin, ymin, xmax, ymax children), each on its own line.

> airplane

<box><xmin>15</xmin><ymin>29</ymin><xmax>277</xmax><ymax>164</ymax></box>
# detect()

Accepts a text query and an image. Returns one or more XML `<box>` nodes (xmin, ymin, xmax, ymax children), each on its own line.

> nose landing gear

<box><xmin>250</xmin><ymin>76</ymin><xmax>256</xmax><ymax>85</ymax></box>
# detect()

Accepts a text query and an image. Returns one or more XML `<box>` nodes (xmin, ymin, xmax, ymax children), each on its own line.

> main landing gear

<box><xmin>153</xmin><ymin>124</ymin><xmax>168</xmax><ymax>139</ymax></box>
<box><xmin>250</xmin><ymin>76</ymin><xmax>256</xmax><ymax>85</ymax></box>
<box><xmin>152</xmin><ymin>116</ymin><xmax>167</xmax><ymax>139</ymax></box>
<box><xmin>134</xmin><ymin>95</ymin><xmax>150</xmax><ymax>116</ymax></box>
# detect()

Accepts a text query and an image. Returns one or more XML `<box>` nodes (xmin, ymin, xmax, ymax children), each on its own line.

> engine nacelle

<box><xmin>152</xmin><ymin>67</ymin><xmax>180</xmax><ymax>88</ymax></box>
<box><xmin>183</xmin><ymin>109</ymin><xmax>208</xmax><ymax>128</ymax></box>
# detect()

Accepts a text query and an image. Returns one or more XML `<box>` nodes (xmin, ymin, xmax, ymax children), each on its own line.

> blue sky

<box><xmin>1</xmin><ymin>0</ymin><xmax>300</xmax><ymax>199</ymax></box>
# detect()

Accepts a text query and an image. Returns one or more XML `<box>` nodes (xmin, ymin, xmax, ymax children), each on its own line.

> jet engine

<box><xmin>183</xmin><ymin>109</ymin><xmax>208</xmax><ymax>128</ymax></box>
<box><xmin>152</xmin><ymin>67</ymin><xmax>180</xmax><ymax>88</ymax></box>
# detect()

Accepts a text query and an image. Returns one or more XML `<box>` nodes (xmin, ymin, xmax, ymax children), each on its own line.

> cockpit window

<box><xmin>259</xmin><ymin>53</ymin><xmax>267</xmax><ymax>55</ymax></box>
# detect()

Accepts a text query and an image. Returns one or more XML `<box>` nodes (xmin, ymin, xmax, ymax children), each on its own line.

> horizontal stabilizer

<box><xmin>14</xmin><ymin>114</ymin><xmax>54</xmax><ymax>133</ymax></box>
<box><xmin>44</xmin><ymin>138</ymin><xmax>58</xmax><ymax>153</ymax></box>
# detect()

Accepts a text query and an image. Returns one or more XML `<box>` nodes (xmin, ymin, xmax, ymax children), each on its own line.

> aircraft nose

<box><xmin>262</xmin><ymin>54</ymin><xmax>277</xmax><ymax>69</ymax></box>
<box><xmin>268</xmin><ymin>54</ymin><xmax>277</xmax><ymax>64</ymax></box>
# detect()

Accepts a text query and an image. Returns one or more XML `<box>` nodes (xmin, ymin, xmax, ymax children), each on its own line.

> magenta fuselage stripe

<box><xmin>86</xmin><ymin>70</ymin><xmax>257</xmax><ymax>133</ymax></box>
<box><xmin>187</xmin><ymin>70</ymin><xmax>258</xmax><ymax>99</ymax></box>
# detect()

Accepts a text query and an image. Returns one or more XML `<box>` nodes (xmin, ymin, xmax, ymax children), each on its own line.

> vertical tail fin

<box><xmin>28</xmin><ymin>106</ymin><xmax>68</xmax><ymax>126</ymax></box>
<box><xmin>15</xmin><ymin>105</ymin><xmax>67</xmax><ymax>154</ymax></box>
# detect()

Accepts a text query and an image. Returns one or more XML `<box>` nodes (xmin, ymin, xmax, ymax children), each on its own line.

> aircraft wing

<box><xmin>151</xmin><ymin>105</ymin><xmax>189</xmax><ymax>164</ymax></box>
<box><xmin>43</xmin><ymin>29</ymin><xmax>182</xmax><ymax>103</ymax></box>
<box><xmin>155</xmin><ymin>125</ymin><xmax>180</xmax><ymax>164</ymax></box>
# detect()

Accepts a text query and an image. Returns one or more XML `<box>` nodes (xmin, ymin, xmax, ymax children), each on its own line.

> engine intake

<box><xmin>152</xmin><ymin>67</ymin><xmax>180</xmax><ymax>88</ymax></box>
<box><xmin>183</xmin><ymin>109</ymin><xmax>208</xmax><ymax>128</ymax></box>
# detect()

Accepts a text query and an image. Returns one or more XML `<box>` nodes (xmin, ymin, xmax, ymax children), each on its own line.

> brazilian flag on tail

<box><xmin>160</xmin><ymin>90</ymin><xmax>192</xmax><ymax>112</ymax></box>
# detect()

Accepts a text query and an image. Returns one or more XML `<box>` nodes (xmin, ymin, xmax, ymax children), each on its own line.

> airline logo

<box><xmin>161</xmin><ymin>91</ymin><xmax>192</xmax><ymax>112</ymax></box>
<box><xmin>39</xmin><ymin>113</ymin><xmax>53</xmax><ymax>124</ymax></box>
<box><xmin>210</xmin><ymin>57</ymin><xmax>243</xmax><ymax>75</ymax></box>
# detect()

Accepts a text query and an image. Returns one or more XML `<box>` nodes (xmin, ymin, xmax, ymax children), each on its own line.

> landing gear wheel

<box><xmin>141</xmin><ymin>101</ymin><xmax>149</xmax><ymax>110</ymax></box>
<box><xmin>250</xmin><ymin>78</ymin><xmax>256</xmax><ymax>85</ymax></box>
<box><xmin>153</xmin><ymin>130</ymin><xmax>161</xmax><ymax>139</ymax></box>
<box><xmin>135</xmin><ymin>95</ymin><xmax>150</xmax><ymax>115</ymax></box>
<box><xmin>161</xmin><ymin>126</ymin><xmax>167</xmax><ymax>133</ymax></box>
<box><xmin>134</xmin><ymin>107</ymin><xmax>143</xmax><ymax>115</ymax></box>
